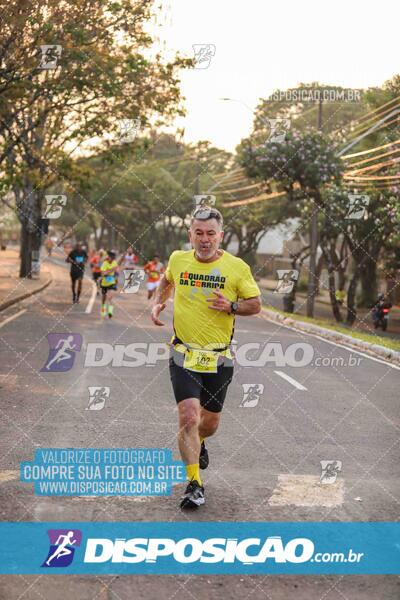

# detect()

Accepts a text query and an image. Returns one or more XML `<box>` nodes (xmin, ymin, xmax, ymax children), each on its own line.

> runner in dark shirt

<box><xmin>66</xmin><ymin>242</ymin><xmax>88</xmax><ymax>304</ymax></box>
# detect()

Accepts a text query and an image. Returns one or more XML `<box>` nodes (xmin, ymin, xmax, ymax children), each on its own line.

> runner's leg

<box><xmin>71</xmin><ymin>276</ymin><xmax>76</xmax><ymax>302</ymax></box>
<box><xmin>107</xmin><ymin>290</ymin><xmax>114</xmax><ymax>317</ymax></box>
<box><xmin>198</xmin><ymin>408</ymin><xmax>221</xmax><ymax>440</ymax></box>
<box><xmin>76</xmin><ymin>277</ymin><xmax>82</xmax><ymax>301</ymax></box>
<box><xmin>178</xmin><ymin>398</ymin><xmax>202</xmax><ymax>484</ymax></box>
<box><xmin>101</xmin><ymin>287</ymin><xmax>107</xmax><ymax>317</ymax></box>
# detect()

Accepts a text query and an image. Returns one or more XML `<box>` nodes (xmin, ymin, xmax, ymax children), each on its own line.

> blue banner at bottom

<box><xmin>0</xmin><ymin>522</ymin><xmax>398</xmax><ymax>574</ymax></box>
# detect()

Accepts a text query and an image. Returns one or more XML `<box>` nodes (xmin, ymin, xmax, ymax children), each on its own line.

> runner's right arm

<box><xmin>150</xmin><ymin>275</ymin><xmax>174</xmax><ymax>326</ymax></box>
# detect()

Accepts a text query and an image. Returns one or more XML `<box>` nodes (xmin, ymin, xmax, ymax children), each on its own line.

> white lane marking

<box><xmin>260</xmin><ymin>312</ymin><xmax>400</xmax><ymax>371</ymax></box>
<box><xmin>268</xmin><ymin>474</ymin><xmax>344</xmax><ymax>507</ymax></box>
<box><xmin>0</xmin><ymin>309</ymin><xmax>27</xmax><ymax>329</ymax></box>
<box><xmin>274</xmin><ymin>370</ymin><xmax>307</xmax><ymax>390</ymax></box>
<box><xmin>85</xmin><ymin>281</ymin><xmax>97</xmax><ymax>314</ymax></box>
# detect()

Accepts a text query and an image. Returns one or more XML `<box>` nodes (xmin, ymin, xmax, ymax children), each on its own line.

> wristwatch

<box><xmin>230</xmin><ymin>301</ymin><xmax>238</xmax><ymax>315</ymax></box>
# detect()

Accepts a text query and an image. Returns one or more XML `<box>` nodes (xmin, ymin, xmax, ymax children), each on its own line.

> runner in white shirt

<box><xmin>118</xmin><ymin>246</ymin><xmax>138</xmax><ymax>269</ymax></box>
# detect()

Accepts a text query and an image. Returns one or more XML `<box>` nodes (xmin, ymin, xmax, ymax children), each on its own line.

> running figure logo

<box><xmin>193</xmin><ymin>194</ymin><xmax>216</xmax><ymax>209</ymax></box>
<box><xmin>39</xmin><ymin>45</ymin><xmax>62</xmax><ymax>69</ymax></box>
<box><xmin>41</xmin><ymin>334</ymin><xmax>82</xmax><ymax>372</ymax></box>
<box><xmin>267</xmin><ymin>118</ymin><xmax>291</xmax><ymax>143</ymax></box>
<box><xmin>118</xmin><ymin>118</ymin><xmax>141</xmax><ymax>143</ymax></box>
<box><xmin>121</xmin><ymin>269</ymin><xmax>145</xmax><ymax>293</ymax></box>
<box><xmin>42</xmin><ymin>529</ymin><xmax>82</xmax><ymax>567</ymax></box>
<box><xmin>320</xmin><ymin>460</ymin><xmax>342</xmax><ymax>485</ymax></box>
<box><xmin>192</xmin><ymin>44</ymin><xmax>216</xmax><ymax>69</ymax></box>
<box><xmin>240</xmin><ymin>384</ymin><xmax>264</xmax><ymax>407</ymax></box>
<box><xmin>44</xmin><ymin>194</ymin><xmax>67</xmax><ymax>219</ymax></box>
<box><xmin>274</xmin><ymin>270</ymin><xmax>299</xmax><ymax>294</ymax></box>
<box><xmin>345</xmin><ymin>194</ymin><xmax>370</xmax><ymax>220</ymax></box>
<box><xmin>86</xmin><ymin>386</ymin><xmax>110</xmax><ymax>410</ymax></box>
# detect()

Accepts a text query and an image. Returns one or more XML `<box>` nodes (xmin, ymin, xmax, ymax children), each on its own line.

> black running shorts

<box><xmin>101</xmin><ymin>284</ymin><xmax>117</xmax><ymax>292</ymax></box>
<box><xmin>169</xmin><ymin>357</ymin><xmax>234</xmax><ymax>413</ymax></box>
<box><xmin>70</xmin><ymin>271</ymin><xmax>84</xmax><ymax>281</ymax></box>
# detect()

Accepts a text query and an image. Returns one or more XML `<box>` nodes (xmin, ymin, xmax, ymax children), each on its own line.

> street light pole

<box><xmin>306</xmin><ymin>96</ymin><xmax>323</xmax><ymax>317</ymax></box>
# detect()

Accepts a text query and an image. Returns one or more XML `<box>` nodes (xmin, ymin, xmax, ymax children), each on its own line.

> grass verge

<box><xmin>263</xmin><ymin>305</ymin><xmax>400</xmax><ymax>352</ymax></box>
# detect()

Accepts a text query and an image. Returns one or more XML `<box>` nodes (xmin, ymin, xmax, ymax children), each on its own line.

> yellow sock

<box><xmin>186</xmin><ymin>463</ymin><xmax>202</xmax><ymax>485</ymax></box>
<box><xmin>199</xmin><ymin>436</ymin><xmax>205</xmax><ymax>444</ymax></box>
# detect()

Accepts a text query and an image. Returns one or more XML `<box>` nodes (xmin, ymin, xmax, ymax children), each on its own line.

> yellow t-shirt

<box><xmin>100</xmin><ymin>260</ymin><xmax>118</xmax><ymax>287</ymax></box>
<box><xmin>165</xmin><ymin>250</ymin><xmax>260</xmax><ymax>349</ymax></box>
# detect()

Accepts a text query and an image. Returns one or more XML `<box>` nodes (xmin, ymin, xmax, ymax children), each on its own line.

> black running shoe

<box><xmin>180</xmin><ymin>480</ymin><xmax>205</xmax><ymax>509</ymax></box>
<box><xmin>199</xmin><ymin>441</ymin><xmax>209</xmax><ymax>470</ymax></box>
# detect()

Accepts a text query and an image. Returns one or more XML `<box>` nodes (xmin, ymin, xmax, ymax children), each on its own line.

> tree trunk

<box><xmin>17</xmin><ymin>183</ymin><xmax>41</xmax><ymax>278</ymax></box>
<box><xmin>19</xmin><ymin>221</ymin><xmax>32</xmax><ymax>278</ymax></box>
<box><xmin>338</xmin><ymin>268</ymin><xmax>346</xmax><ymax>292</ymax></box>
<box><xmin>321</xmin><ymin>245</ymin><xmax>342</xmax><ymax>322</ymax></box>
<box><xmin>314</xmin><ymin>253</ymin><xmax>325</xmax><ymax>295</ymax></box>
<box><xmin>346</xmin><ymin>269</ymin><xmax>360</xmax><ymax>325</ymax></box>
<box><xmin>359</xmin><ymin>257</ymin><xmax>378</xmax><ymax>307</ymax></box>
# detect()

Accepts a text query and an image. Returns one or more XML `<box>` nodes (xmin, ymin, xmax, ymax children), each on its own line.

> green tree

<box><xmin>0</xmin><ymin>0</ymin><xmax>189</xmax><ymax>276</ymax></box>
<box><xmin>239</xmin><ymin>130</ymin><xmax>343</xmax><ymax>312</ymax></box>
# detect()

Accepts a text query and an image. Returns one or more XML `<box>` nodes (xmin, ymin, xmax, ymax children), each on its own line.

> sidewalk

<box><xmin>0</xmin><ymin>246</ymin><xmax>52</xmax><ymax>311</ymax></box>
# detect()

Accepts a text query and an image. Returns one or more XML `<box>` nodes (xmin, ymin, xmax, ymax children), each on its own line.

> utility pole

<box><xmin>306</xmin><ymin>95</ymin><xmax>323</xmax><ymax>317</ymax></box>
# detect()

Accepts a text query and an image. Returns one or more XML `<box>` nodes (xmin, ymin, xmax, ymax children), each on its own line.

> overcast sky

<box><xmin>156</xmin><ymin>0</ymin><xmax>400</xmax><ymax>151</ymax></box>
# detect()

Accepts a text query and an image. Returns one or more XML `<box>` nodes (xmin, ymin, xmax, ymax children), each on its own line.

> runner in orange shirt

<box><xmin>143</xmin><ymin>254</ymin><xmax>165</xmax><ymax>300</ymax></box>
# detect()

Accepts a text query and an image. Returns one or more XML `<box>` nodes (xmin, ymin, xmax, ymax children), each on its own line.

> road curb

<box><xmin>0</xmin><ymin>272</ymin><xmax>53</xmax><ymax>312</ymax></box>
<box><xmin>261</xmin><ymin>307</ymin><xmax>400</xmax><ymax>366</ymax></box>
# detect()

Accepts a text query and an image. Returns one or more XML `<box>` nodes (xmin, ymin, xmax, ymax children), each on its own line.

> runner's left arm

<box><xmin>206</xmin><ymin>290</ymin><xmax>261</xmax><ymax>315</ymax></box>
<box><xmin>234</xmin><ymin>296</ymin><xmax>261</xmax><ymax>315</ymax></box>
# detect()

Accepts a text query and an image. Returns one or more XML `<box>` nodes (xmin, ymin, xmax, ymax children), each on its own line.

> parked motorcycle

<box><xmin>372</xmin><ymin>295</ymin><xmax>392</xmax><ymax>331</ymax></box>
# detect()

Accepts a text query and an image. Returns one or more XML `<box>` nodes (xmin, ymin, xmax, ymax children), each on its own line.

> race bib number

<box><xmin>105</xmin><ymin>275</ymin><xmax>115</xmax><ymax>283</ymax></box>
<box><xmin>150</xmin><ymin>271</ymin><xmax>158</xmax><ymax>280</ymax></box>
<box><xmin>183</xmin><ymin>348</ymin><xmax>218</xmax><ymax>373</ymax></box>
<box><xmin>75</xmin><ymin>256</ymin><xmax>84</xmax><ymax>263</ymax></box>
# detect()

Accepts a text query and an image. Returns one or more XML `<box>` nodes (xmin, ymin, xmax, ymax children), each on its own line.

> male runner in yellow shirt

<box><xmin>100</xmin><ymin>250</ymin><xmax>118</xmax><ymax>319</ymax></box>
<box><xmin>151</xmin><ymin>207</ymin><xmax>261</xmax><ymax>508</ymax></box>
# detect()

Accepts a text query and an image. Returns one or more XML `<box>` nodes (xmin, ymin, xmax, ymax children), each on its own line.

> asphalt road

<box><xmin>0</xmin><ymin>260</ymin><xmax>399</xmax><ymax>599</ymax></box>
